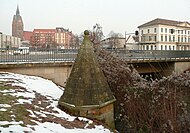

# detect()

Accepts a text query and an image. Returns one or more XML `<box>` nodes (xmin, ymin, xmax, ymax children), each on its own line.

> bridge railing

<box><xmin>1</xmin><ymin>48</ymin><xmax>190</xmax><ymax>63</ymax></box>
<box><xmin>107</xmin><ymin>49</ymin><xmax>190</xmax><ymax>61</ymax></box>
<box><xmin>0</xmin><ymin>48</ymin><xmax>78</xmax><ymax>63</ymax></box>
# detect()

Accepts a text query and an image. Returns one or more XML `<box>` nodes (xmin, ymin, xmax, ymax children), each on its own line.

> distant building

<box><xmin>31</xmin><ymin>29</ymin><xmax>56</xmax><ymax>48</ymax></box>
<box><xmin>101</xmin><ymin>37</ymin><xmax>125</xmax><ymax>49</ymax></box>
<box><xmin>11</xmin><ymin>5</ymin><xmax>75</xmax><ymax>48</ymax></box>
<box><xmin>55</xmin><ymin>27</ymin><xmax>73</xmax><ymax>48</ymax></box>
<box><xmin>0</xmin><ymin>33</ymin><xmax>21</xmax><ymax>48</ymax></box>
<box><xmin>23</xmin><ymin>31</ymin><xmax>33</xmax><ymax>42</ymax></box>
<box><xmin>22</xmin><ymin>31</ymin><xmax>33</xmax><ymax>47</ymax></box>
<box><xmin>125</xmin><ymin>34</ymin><xmax>139</xmax><ymax>50</ymax></box>
<box><xmin>138</xmin><ymin>18</ymin><xmax>190</xmax><ymax>50</ymax></box>
<box><xmin>29</xmin><ymin>28</ymin><xmax>74</xmax><ymax>48</ymax></box>
<box><xmin>12</xmin><ymin>5</ymin><xmax>24</xmax><ymax>40</ymax></box>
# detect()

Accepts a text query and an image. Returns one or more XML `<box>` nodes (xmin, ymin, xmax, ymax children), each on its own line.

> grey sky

<box><xmin>0</xmin><ymin>0</ymin><xmax>190</xmax><ymax>36</ymax></box>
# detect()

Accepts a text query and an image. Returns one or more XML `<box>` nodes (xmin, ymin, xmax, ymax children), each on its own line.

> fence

<box><xmin>0</xmin><ymin>48</ymin><xmax>78</xmax><ymax>63</ymax></box>
<box><xmin>107</xmin><ymin>49</ymin><xmax>190</xmax><ymax>61</ymax></box>
<box><xmin>1</xmin><ymin>48</ymin><xmax>190</xmax><ymax>63</ymax></box>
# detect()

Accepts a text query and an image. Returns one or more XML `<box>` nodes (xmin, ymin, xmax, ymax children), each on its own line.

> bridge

<box><xmin>1</xmin><ymin>48</ymin><xmax>190</xmax><ymax>86</ymax></box>
<box><xmin>108</xmin><ymin>49</ymin><xmax>190</xmax><ymax>79</ymax></box>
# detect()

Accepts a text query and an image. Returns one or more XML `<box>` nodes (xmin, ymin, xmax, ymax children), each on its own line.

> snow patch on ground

<box><xmin>0</xmin><ymin>73</ymin><xmax>63</xmax><ymax>99</ymax></box>
<box><xmin>0</xmin><ymin>72</ymin><xmax>112</xmax><ymax>133</ymax></box>
<box><xmin>0</xmin><ymin>104</ymin><xmax>11</xmax><ymax>108</ymax></box>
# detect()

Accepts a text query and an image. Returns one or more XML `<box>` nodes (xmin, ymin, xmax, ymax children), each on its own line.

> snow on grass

<box><xmin>0</xmin><ymin>89</ymin><xmax>15</xmax><ymax>93</ymax></box>
<box><xmin>27</xmin><ymin>109</ymin><xmax>37</xmax><ymax>118</ymax></box>
<box><xmin>0</xmin><ymin>72</ymin><xmax>112</xmax><ymax>133</ymax></box>
<box><xmin>0</xmin><ymin>121</ymin><xmax>23</xmax><ymax>126</ymax></box>
<box><xmin>0</xmin><ymin>72</ymin><xmax>63</xmax><ymax>99</ymax></box>
<box><xmin>0</xmin><ymin>124</ymin><xmax>33</xmax><ymax>133</ymax></box>
<box><xmin>11</xmin><ymin>91</ymin><xmax>35</xmax><ymax>99</ymax></box>
<box><xmin>0</xmin><ymin>104</ymin><xmax>11</xmax><ymax>108</ymax></box>
<box><xmin>28</xmin><ymin>120</ymin><xmax>111</xmax><ymax>133</ymax></box>
<box><xmin>0</xmin><ymin>122</ymin><xmax>111</xmax><ymax>133</ymax></box>
<box><xmin>17</xmin><ymin>99</ymin><xmax>33</xmax><ymax>104</ymax></box>
<box><xmin>0</xmin><ymin>108</ymin><xmax>7</xmax><ymax>111</ymax></box>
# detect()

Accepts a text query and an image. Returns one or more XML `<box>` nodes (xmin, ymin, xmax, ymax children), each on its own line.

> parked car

<box><xmin>13</xmin><ymin>47</ymin><xmax>29</xmax><ymax>55</ymax></box>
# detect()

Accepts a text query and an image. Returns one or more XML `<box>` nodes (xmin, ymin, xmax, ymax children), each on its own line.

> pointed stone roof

<box><xmin>13</xmin><ymin>4</ymin><xmax>22</xmax><ymax>21</ymax></box>
<box><xmin>59</xmin><ymin>30</ymin><xmax>115</xmax><ymax>109</ymax></box>
<box><xmin>16</xmin><ymin>4</ymin><xmax>20</xmax><ymax>16</ymax></box>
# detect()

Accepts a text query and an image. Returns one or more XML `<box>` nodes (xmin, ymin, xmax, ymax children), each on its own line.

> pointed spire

<box><xmin>16</xmin><ymin>4</ymin><xmax>20</xmax><ymax>15</ymax></box>
<box><xmin>59</xmin><ymin>30</ymin><xmax>116</xmax><ymax>109</ymax></box>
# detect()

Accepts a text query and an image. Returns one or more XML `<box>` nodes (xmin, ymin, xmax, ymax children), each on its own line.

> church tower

<box><xmin>12</xmin><ymin>5</ymin><xmax>24</xmax><ymax>40</ymax></box>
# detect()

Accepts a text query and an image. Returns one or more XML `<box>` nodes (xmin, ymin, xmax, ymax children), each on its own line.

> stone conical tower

<box><xmin>58</xmin><ymin>30</ymin><xmax>116</xmax><ymax>129</ymax></box>
<box><xmin>12</xmin><ymin>4</ymin><xmax>24</xmax><ymax>40</ymax></box>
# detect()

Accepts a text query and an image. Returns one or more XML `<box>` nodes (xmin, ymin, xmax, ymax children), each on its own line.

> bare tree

<box><xmin>69</xmin><ymin>34</ymin><xmax>80</xmax><ymax>49</ymax></box>
<box><xmin>108</xmin><ymin>30</ymin><xmax>123</xmax><ymax>38</ymax></box>
<box><xmin>107</xmin><ymin>31</ymin><xmax>124</xmax><ymax>49</ymax></box>
<box><xmin>91</xmin><ymin>23</ymin><xmax>104</xmax><ymax>44</ymax></box>
<box><xmin>95</xmin><ymin>48</ymin><xmax>190</xmax><ymax>132</ymax></box>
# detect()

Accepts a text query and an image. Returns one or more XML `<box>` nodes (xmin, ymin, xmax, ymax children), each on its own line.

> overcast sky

<box><xmin>0</xmin><ymin>0</ymin><xmax>190</xmax><ymax>36</ymax></box>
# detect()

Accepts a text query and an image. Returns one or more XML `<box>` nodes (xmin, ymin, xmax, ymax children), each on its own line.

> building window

<box><xmin>178</xmin><ymin>37</ymin><xmax>180</xmax><ymax>42</ymax></box>
<box><xmin>185</xmin><ymin>30</ymin><xmax>187</xmax><ymax>34</ymax></box>
<box><xmin>178</xmin><ymin>30</ymin><xmax>180</xmax><ymax>34</ymax></box>
<box><xmin>181</xmin><ymin>46</ymin><xmax>184</xmax><ymax>50</ymax></box>
<box><xmin>161</xmin><ymin>35</ymin><xmax>163</xmax><ymax>41</ymax></box>
<box><xmin>161</xmin><ymin>28</ymin><xmax>163</xmax><ymax>32</ymax></box>
<box><xmin>173</xmin><ymin>36</ymin><xmax>175</xmax><ymax>42</ymax></box>
<box><xmin>148</xmin><ymin>29</ymin><xmax>150</xmax><ymax>33</ymax></box>
<box><xmin>169</xmin><ymin>35</ymin><xmax>171</xmax><ymax>42</ymax></box>
<box><xmin>161</xmin><ymin>45</ymin><xmax>163</xmax><ymax>50</ymax></box>
<box><xmin>173</xmin><ymin>46</ymin><xmax>175</xmax><ymax>50</ymax></box>
<box><xmin>181</xmin><ymin>30</ymin><xmax>183</xmax><ymax>34</ymax></box>
<box><xmin>146</xmin><ymin>45</ymin><xmax>149</xmax><ymax>50</ymax></box>
<box><xmin>154</xmin><ymin>28</ymin><xmax>157</xmax><ymax>33</ymax></box>
<box><xmin>181</xmin><ymin>37</ymin><xmax>183</xmax><ymax>42</ymax></box>
<box><xmin>149</xmin><ymin>36</ymin><xmax>152</xmax><ymax>41</ymax></box>
<box><xmin>141</xmin><ymin>37</ymin><xmax>144</xmax><ymax>42</ymax></box>
<box><xmin>169</xmin><ymin>46</ymin><xmax>171</xmax><ymax>50</ymax></box>
<box><xmin>141</xmin><ymin>30</ymin><xmax>143</xmax><ymax>35</ymax></box>
<box><xmin>151</xmin><ymin>45</ymin><xmax>153</xmax><ymax>50</ymax></box>
<box><xmin>188</xmin><ymin>38</ymin><xmax>190</xmax><ymax>42</ymax></box>
<box><xmin>165</xmin><ymin>35</ymin><xmax>167</xmax><ymax>42</ymax></box>
<box><xmin>185</xmin><ymin>37</ymin><xmax>187</xmax><ymax>42</ymax></box>
<box><xmin>188</xmin><ymin>31</ymin><xmax>190</xmax><ymax>35</ymax></box>
<box><xmin>154</xmin><ymin>36</ymin><xmax>157</xmax><ymax>41</ymax></box>
<box><xmin>165</xmin><ymin>45</ymin><xmax>167</xmax><ymax>50</ymax></box>
<box><xmin>165</xmin><ymin>28</ymin><xmax>167</xmax><ymax>33</ymax></box>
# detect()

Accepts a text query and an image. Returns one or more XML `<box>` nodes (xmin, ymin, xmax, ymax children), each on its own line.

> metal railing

<box><xmin>107</xmin><ymin>49</ymin><xmax>190</xmax><ymax>61</ymax></box>
<box><xmin>0</xmin><ymin>48</ymin><xmax>78</xmax><ymax>63</ymax></box>
<box><xmin>1</xmin><ymin>48</ymin><xmax>190</xmax><ymax>63</ymax></box>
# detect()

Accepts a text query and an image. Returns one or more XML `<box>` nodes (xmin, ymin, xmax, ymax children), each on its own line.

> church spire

<box><xmin>16</xmin><ymin>4</ymin><xmax>20</xmax><ymax>15</ymax></box>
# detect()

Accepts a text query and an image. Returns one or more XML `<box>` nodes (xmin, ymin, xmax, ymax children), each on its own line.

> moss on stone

<box><xmin>59</xmin><ymin>31</ymin><xmax>115</xmax><ymax>109</ymax></box>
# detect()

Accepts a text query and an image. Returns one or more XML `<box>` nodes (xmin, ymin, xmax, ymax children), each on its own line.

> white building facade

<box><xmin>138</xmin><ymin>18</ymin><xmax>190</xmax><ymax>50</ymax></box>
<box><xmin>0</xmin><ymin>33</ymin><xmax>21</xmax><ymax>48</ymax></box>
